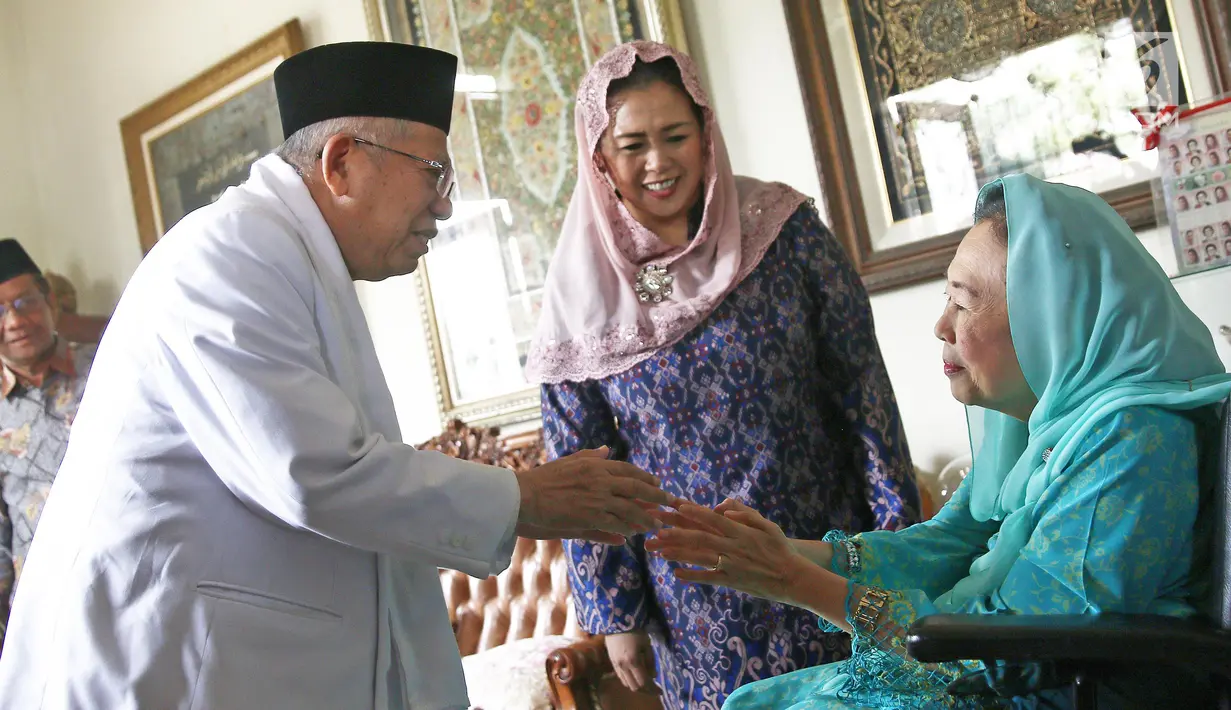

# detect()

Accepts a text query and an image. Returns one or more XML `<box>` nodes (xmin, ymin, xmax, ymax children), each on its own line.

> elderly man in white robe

<box><xmin>0</xmin><ymin>42</ymin><xmax>676</xmax><ymax>710</ymax></box>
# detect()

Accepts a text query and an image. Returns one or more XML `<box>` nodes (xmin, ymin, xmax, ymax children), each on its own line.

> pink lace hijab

<box><xmin>523</xmin><ymin>41</ymin><xmax>807</xmax><ymax>384</ymax></box>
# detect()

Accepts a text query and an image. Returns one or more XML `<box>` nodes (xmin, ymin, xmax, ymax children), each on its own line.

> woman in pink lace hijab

<box><xmin>525</xmin><ymin>41</ymin><xmax>919</xmax><ymax>709</ymax></box>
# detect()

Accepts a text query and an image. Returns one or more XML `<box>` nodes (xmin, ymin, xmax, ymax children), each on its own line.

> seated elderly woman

<box><xmin>648</xmin><ymin>174</ymin><xmax>1231</xmax><ymax>709</ymax></box>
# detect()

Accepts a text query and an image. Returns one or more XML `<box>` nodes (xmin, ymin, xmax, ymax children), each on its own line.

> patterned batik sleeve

<box><xmin>542</xmin><ymin>382</ymin><xmax>652</xmax><ymax>634</ymax></box>
<box><xmin>794</xmin><ymin>203</ymin><xmax>919</xmax><ymax>530</ymax></box>
<box><xmin>825</xmin><ymin>407</ymin><xmax>1201</xmax><ymax>706</ymax></box>
<box><xmin>0</xmin><ymin>497</ymin><xmax>11</xmax><ymax>652</ymax></box>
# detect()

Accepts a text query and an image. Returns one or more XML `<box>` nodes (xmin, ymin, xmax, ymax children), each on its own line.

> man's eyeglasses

<box><xmin>351</xmin><ymin>137</ymin><xmax>456</xmax><ymax>199</ymax></box>
<box><xmin>0</xmin><ymin>292</ymin><xmax>46</xmax><ymax>322</ymax></box>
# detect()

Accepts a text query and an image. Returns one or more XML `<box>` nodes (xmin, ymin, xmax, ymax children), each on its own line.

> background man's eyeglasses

<box><xmin>0</xmin><ymin>292</ymin><xmax>46</xmax><ymax>322</ymax></box>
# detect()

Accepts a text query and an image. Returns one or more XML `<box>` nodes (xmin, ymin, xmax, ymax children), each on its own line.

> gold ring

<box><xmin>711</xmin><ymin>553</ymin><xmax>726</xmax><ymax>572</ymax></box>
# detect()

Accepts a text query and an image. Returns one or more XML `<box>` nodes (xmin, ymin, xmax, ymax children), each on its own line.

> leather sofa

<box><xmin>419</xmin><ymin>420</ymin><xmax>661</xmax><ymax>710</ymax></box>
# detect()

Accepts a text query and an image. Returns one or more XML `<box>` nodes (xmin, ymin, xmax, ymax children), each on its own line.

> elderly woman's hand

<box><xmin>645</xmin><ymin>499</ymin><xmax>814</xmax><ymax>606</ymax></box>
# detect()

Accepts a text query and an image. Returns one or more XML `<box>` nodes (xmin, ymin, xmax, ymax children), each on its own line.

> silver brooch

<box><xmin>634</xmin><ymin>264</ymin><xmax>674</xmax><ymax>303</ymax></box>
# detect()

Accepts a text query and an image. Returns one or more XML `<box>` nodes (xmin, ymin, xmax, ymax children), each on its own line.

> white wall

<box><xmin>683</xmin><ymin>0</ymin><xmax>970</xmax><ymax>471</ymax></box>
<box><xmin>0</xmin><ymin>0</ymin><xmax>39</xmax><ymax>249</ymax></box>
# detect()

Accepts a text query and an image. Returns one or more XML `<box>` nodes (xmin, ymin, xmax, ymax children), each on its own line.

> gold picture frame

<box><xmin>362</xmin><ymin>0</ymin><xmax>689</xmax><ymax>428</ymax></box>
<box><xmin>121</xmin><ymin>20</ymin><xmax>305</xmax><ymax>254</ymax></box>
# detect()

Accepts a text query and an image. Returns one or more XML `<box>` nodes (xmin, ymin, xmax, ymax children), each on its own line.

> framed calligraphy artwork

<box><xmin>362</xmin><ymin>0</ymin><xmax>690</xmax><ymax>427</ymax></box>
<box><xmin>121</xmin><ymin>20</ymin><xmax>304</xmax><ymax>254</ymax></box>
<box><xmin>784</xmin><ymin>0</ymin><xmax>1231</xmax><ymax>292</ymax></box>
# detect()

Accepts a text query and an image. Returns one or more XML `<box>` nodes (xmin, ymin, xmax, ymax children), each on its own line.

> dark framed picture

<box><xmin>784</xmin><ymin>0</ymin><xmax>1231</xmax><ymax>292</ymax></box>
<box><xmin>121</xmin><ymin>20</ymin><xmax>304</xmax><ymax>254</ymax></box>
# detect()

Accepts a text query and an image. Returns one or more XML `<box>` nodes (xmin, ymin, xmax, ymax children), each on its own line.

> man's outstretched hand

<box><xmin>514</xmin><ymin>447</ymin><xmax>682</xmax><ymax>544</ymax></box>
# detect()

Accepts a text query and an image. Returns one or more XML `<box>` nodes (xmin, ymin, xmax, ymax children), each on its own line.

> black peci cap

<box><xmin>273</xmin><ymin>41</ymin><xmax>458</xmax><ymax>139</ymax></box>
<box><xmin>0</xmin><ymin>239</ymin><xmax>40</xmax><ymax>285</ymax></box>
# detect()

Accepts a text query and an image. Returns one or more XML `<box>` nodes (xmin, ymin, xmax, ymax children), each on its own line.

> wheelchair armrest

<box><xmin>905</xmin><ymin>613</ymin><xmax>1231</xmax><ymax>679</ymax></box>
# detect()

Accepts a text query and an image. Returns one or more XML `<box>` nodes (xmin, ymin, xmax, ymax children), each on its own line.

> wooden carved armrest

<box><xmin>546</xmin><ymin>637</ymin><xmax>610</xmax><ymax>710</ymax></box>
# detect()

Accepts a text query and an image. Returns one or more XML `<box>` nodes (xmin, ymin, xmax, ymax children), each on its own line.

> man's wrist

<box><xmin>512</xmin><ymin>469</ymin><xmax>532</xmax><ymax>526</ymax></box>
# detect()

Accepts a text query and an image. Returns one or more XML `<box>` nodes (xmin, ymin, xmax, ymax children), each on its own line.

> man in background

<box><xmin>0</xmin><ymin>240</ymin><xmax>96</xmax><ymax>652</ymax></box>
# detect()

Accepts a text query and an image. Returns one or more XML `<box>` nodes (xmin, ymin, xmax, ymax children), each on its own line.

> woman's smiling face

<box><xmin>596</xmin><ymin>80</ymin><xmax>705</xmax><ymax>236</ymax></box>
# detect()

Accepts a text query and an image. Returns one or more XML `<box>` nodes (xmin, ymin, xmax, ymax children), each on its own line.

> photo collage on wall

<box><xmin>1160</xmin><ymin>101</ymin><xmax>1231</xmax><ymax>275</ymax></box>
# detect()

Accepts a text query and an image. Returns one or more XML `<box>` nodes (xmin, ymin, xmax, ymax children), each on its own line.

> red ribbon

<box><xmin>1135</xmin><ymin>96</ymin><xmax>1231</xmax><ymax>151</ymax></box>
<box><xmin>1132</xmin><ymin>105</ymin><xmax>1179</xmax><ymax>150</ymax></box>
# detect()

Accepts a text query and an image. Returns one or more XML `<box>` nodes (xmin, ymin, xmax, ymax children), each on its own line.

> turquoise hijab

<box><xmin>935</xmin><ymin>174</ymin><xmax>1231</xmax><ymax>612</ymax></box>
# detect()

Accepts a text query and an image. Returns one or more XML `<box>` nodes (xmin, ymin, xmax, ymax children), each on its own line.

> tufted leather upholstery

<box><xmin>440</xmin><ymin>537</ymin><xmax>581</xmax><ymax>656</ymax></box>
<box><xmin>419</xmin><ymin>420</ymin><xmax>661</xmax><ymax>709</ymax></box>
